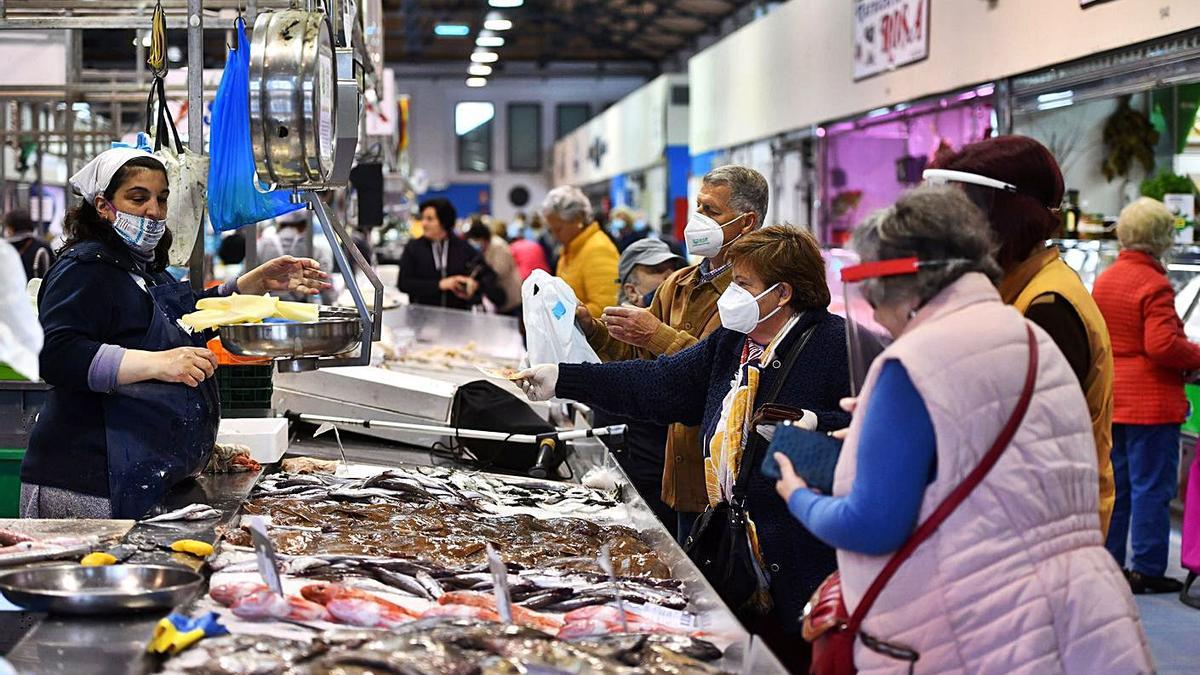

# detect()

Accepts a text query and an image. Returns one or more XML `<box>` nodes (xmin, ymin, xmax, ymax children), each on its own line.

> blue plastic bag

<box><xmin>206</xmin><ymin>18</ymin><xmax>302</xmax><ymax>233</ymax></box>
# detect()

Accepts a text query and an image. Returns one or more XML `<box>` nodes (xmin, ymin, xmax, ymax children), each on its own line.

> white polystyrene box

<box><xmin>216</xmin><ymin>417</ymin><xmax>289</xmax><ymax>463</ymax></box>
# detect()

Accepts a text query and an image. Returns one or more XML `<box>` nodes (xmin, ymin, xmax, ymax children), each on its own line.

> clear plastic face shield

<box><xmin>922</xmin><ymin>168</ymin><xmax>1020</xmax><ymax>217</ymax></box>
<box><xmin>834</xmin><ymin>254</ymin><xmax>919</xmax><ymax>395</ymax></box>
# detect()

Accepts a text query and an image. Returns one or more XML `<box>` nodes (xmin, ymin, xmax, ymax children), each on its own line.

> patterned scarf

<box><xmin>705</xmin><ymin>313</ymin><xmax>801</xmax><ymax>506</ymax></box>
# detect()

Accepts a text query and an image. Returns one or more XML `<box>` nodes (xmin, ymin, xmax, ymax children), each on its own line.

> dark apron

<box><xmin>85</xmin><ymin>253</ymin><xmax>219</xmax><ymax>519</ymax></box>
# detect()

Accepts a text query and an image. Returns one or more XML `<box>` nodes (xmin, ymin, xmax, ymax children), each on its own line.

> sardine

<box><xmin>415</xmin><ymin>571</ymin><xmax>444</xmax><ymax>600</ymax></box>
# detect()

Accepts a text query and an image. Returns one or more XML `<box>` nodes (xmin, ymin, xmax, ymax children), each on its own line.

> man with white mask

<box><xmin>574</xmin><ymin>164</ymin><xmax>768</xmax><ymax>541</ymax></box>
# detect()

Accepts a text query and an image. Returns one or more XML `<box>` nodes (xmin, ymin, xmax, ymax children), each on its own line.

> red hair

<box><xmin>930</xmin><ymin>135</ymin><xmax>1063</xmax><ymax>271</ymax></box>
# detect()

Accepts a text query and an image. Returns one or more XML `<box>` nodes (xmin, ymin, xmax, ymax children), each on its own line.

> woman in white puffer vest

<box><xmin>776</xmin><ymin>187</ymin><xmax>1152</xmax><ymax>674</ymax></box>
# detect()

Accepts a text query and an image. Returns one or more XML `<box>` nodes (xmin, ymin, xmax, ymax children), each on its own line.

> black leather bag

<box><xmin>683</xmin><ymin>324</ymin><xmax>816</xmax><ymax>616</ymax></box>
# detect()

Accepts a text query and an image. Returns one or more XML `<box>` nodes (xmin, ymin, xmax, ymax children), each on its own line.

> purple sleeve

<box><xmin>219</xmin><ymin>276</ymin><xmax>240</xmax><ymax>296</ymax></box>
<box><xmin>87</xmin><ymin>343</ymin><xmax>127</xmax><ymax>393</ymax></box>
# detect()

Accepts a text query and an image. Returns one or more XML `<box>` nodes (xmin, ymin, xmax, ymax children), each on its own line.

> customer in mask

<box><xmin>542</xmin><ymin>186</ymin><xmax>618</xmax><ymax>318</ymax></box>
<box><xmin>594</xmin><ymin>239</ymin><xmax>684</xmax><ymax>533</ymax></box>
<box><xmin>5</xmin><ymin>209</ymin><xmax>53</xmax><ymax>281</ymax></box>
<box><xmin>1094</xmin><ymin>197</ymin><xmax>1200</xmax><ymax>594</ymax></box>
<box><xmin>466</xmin><ymin>221</ymin><xmax>522</xmax><ymax>315</ymax></box>
<box><xmin>775</xmin><ymin>186</ymin><xmax>1151</xmax><ymax>674</ymax></box>
<box><xmin>518</xmin><ymin>225</ymin><xmax>849</xmax><ymax>670</ymax></box>
<box><xmin>927</xmin><ymin>136</ymin><xmax>1116</xmax><ymax>538</ymax></box>
<box><xmin>575</xmin><ymin>165</ymin><xmax>766</xmax><ymax>541</ymax></box>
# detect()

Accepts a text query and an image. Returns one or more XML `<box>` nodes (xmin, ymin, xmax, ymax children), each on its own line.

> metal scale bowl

<box><xmin>229</xmin><ymin>1</ymin><xmax>382</xmax><ymax>373</ymax></box>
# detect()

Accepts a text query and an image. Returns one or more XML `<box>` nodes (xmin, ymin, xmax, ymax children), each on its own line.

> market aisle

<box><xmin>1135</xmin><ymin>519</ymin><xmax>1197</xmax><ymax>673</ymax></box>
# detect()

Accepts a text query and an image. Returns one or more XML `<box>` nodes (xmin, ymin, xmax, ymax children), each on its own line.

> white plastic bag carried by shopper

<box><xmin>521</xmin><ymin>269</ymin><xmax>600</xmax><ymax>366</ymax></box>
<box><xmin>0</xmin><ymin>241</ymin><xmax>42</xmax><ymax>380</ymax></box>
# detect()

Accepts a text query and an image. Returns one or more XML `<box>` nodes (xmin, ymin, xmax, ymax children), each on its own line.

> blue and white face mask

<box><xmin>112</xmin><ymin>210</ymin><xmax>166</xmax><ymax>254</ymax></box>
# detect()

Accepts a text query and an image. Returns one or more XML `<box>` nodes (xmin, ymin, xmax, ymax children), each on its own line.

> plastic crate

<box><xmin>217</xmin><ymin>365</ymin><xmax>274</xmax><ymax>417</ymax></box>
<box><xmin>1184</xmin><ymin>384</ymin><xmax>1200</xmax><ymax>436</ymax></box>
<box><xmin>0</xmin><ymin>448</ymin><xmax>21</xmax><ymax>518</ymax></box>
<box><xmin>0</xmin><ymin>363</ymin><xmax>27</xmax><ymax>381</ymax></box>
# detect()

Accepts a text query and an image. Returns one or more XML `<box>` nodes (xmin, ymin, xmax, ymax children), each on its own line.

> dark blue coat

<box><xmin>557</xmin><ymin>308</ymin><xmax>851</xmax><ymax>633</ymax></box>
<box><xmin>22</xmin><ymin>239</ymin><xmax>218</xmax><ymax>498</ymax></box>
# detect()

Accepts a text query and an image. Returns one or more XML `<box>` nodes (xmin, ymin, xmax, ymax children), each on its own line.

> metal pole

<box><xmin>239</xmin><ymin>0</ymin><xmax>260</xmax><ymax>273</ymax></box>
<box><xmin>64</xmin><ymin>24</ymin><xmax>79</xmax><ymax>178</ymax></box>
<box><xmin>34</xmin><ymin>105</ymin><xmax>43</xmax><ymax>210</ymax></box>
<box><xmin>187</xmin><ymin>0</ymin><xmax>205</xmax><ymax>290</ymax></box>
<box><xmin>0</xmin><ymin>100</ymin><xmax>6</xmax><ymax>213</ymax></box>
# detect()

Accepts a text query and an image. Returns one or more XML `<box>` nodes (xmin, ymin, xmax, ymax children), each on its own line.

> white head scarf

<box><xmin>68</xmin><ymin>147</ymin><xmax>164</xmax><ymax>206</ymax></box>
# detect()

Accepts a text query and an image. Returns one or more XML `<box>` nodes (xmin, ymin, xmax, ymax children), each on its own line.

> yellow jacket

<box><xmin>1000</xmin><ymin>247</ymin><xmax>1116</xmax><ymax>537</ymax></box>
<box><xmin>556</xmin><ymin>223</ymin><xmax>618</xmax><ymax>318</ymax></box>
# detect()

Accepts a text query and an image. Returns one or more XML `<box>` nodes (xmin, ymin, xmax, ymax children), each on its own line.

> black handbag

<box><xmin>683</xmin><ymin>323</ymin><xmax>816</xmax><ymax>616</ymax></box>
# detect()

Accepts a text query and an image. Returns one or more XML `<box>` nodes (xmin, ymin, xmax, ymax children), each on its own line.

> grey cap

<box><xmin>618</xmin><ymin>238</ymin><xmax>684</xmax><ymax>285</ymax></box>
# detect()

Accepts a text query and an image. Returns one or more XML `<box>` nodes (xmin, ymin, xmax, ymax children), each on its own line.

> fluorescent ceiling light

<box><xmin>489</xmin><ymin>0</ymin><xmax>524</xmax><ymax>7</ymax></box>
<box><xmin>471</xmin><ymin>50</ymin><xmax>499</xmax><ymax>63</ymax></box>
<box><xmin>1037</xmin><ymin>98</ymin><xmax>1074</xmax><ymax>111</ymax></box>
<box><xmin>434</xmin><ymin>23</ymin><xmax>470</xmax><ymax>37</ymax></box>
<box><xmin>456</xmin><ymin>102</ymin><xmax>495</xmax><ymax>135</ymax></box>
<box><xmin>476</xmin><ymin>35</ymin><xmax>505</xmax><ymax>48</ymax></box>
<box><xmin>484</xmin><ymin>18</ymin><xmax>513</xmax><ymax>31</ymax></box>
<box><xmin>865</xmin><ymin>106</ymin><xmax>890</xmax><ymax>118</ymax></box>
<box><xmin>466</xmin><ymin>77</ymin><xmax>488</xmax><ymax>88</ymax></box>
<box><xmin>1036</xmin><ymin>90</ymin><xmax>1074</xmax><ymax>104</ymax></box>
<box><xmin>468</xmin><ymin>64</ymin><xmax>493</xmax><ymax>76</ymax></box>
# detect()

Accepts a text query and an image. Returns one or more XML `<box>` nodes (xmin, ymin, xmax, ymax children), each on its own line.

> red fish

<box><xmin>420</xmin><ymin>604</ymin><xmax>502</xmax><ymax>622</ymax></box>
<box><xmin>326</xmin><ymin>597</ymin><xmax>414</xmax><ymax>627</ymax></box>
<box><xmin>437</xmin><ymin>591</ymin><xmax>562</xmax><ymax>633</ymax></box>
<box><xmin>209</xmin><ymin>582</ymin><xmax>268</xmax><ymax>607</ymax></box>
<box><xmin>301</xmin><ymin>583</ymin><xmax>418</xmax><ymax>618</ymax></box>
<box><xmin>230</xmin><ymin>590</ymin><xmax>331</xmax><ymax>622</ymax></box>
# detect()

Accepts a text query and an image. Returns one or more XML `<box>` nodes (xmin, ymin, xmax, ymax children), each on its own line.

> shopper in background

<box><xmin>519</xmin><ymin>226</ymin><xmax>849</xmax><ymax>669</ymax></box>
<box><xmin>929</xmin><ymin>135</ymin><xmax>1116</xmax><ymax>538</ymax></box>
<box><xmin>257</xmin><ymin>209</ymin><xmax>336</xmax><ymax>305</ymax></box>
<box><xmin>506</xmin><ymin>210</ymin><xmax>528</xmax><ymax>242</ymax></box>
<box><xmin>575</xmin><ymin>165</ymin><xmax>768</xmax><ymax>541</ymax></box>
<box><xmin>541</xmin><ymin>185</ymin><xmax>618</xmax><ymax>317</ymax></box>
<box><xmin>5</xmin><ymin>209</ymin><xmax>53</xmax><ymax>281</ymax></box>
<box><xmin>777</xmin><ymin>187</ymin><xmax>1151</xmax><ymax>674</ymax></box>
<box><xmin>609</xmin><ymin>206</ymin><xmax>649</xmax><ymax>252</ymax></box>
<box><xmin>529</xmin><ymin>211</ymin><xmax>558</xmax><ymax>269</ymax></box>
<box><xmin>466</xmin><ymin>221</ymin><xmax>523</xmax><ymax>315</ymax></box>
<box><xmin>594</xmin><ymin>239</ymin><xmax>685</xmax><ymax>534</ymax></box>
<box><xmin>1093</xmin><ymin>197</ymin><xmax>1200</xmax><ymax>594</ymax></box>
<box><xmin>509</xmin><ymin>231</ymin><xmax>551</xmax><ymax>281</ymax></box>
<box><xmin>399</xmin><ymin>198</ymin><xmax>502</xmax><ymax>311</ymax></box>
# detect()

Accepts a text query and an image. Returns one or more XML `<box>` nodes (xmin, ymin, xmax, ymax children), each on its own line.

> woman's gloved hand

<box><xmin>515</xmin><ymin>364</ymin><xmax>559</xmax><ymax>401</ymax></box>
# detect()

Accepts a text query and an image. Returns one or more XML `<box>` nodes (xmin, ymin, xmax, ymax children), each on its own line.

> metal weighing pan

<box><xmin>220</xmin><ymin>317</ymin><xmax>362</xmax><ymax>358</ymax></box>
<box><xmin>0</xmin><ymin>564</ymin><xmax>202</xmax><ymax>614</ymax></box>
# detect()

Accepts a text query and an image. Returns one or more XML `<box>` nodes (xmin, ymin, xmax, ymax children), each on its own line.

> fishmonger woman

<box><xmin>22</xmin><ymin>146</ymin><xmax>328</xmax><ymax>519</ymax></box>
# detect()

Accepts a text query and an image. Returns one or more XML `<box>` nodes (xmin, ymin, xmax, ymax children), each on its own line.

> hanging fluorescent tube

<box><xmin>466</xmin><ymin>77</ymin><xmax>488</xmax><ymax>88</ymax></box>
<box><xmin>471</xmin><ymin>50</ymin><xmax>499</xmax><ymax>63</ymax></box>
<box><xmin>489</xmin><ymin>0</ymin><xmax>524</xmax><ymax>7</ymax></box>
<box><xmin>468</xmin><ymin>64</ymin><xmax>493</xmax><ymax>77</ymax></box>
<box><xmin>434</xmin><ymin>23</ymin><xmax>470</xmax><ymax>37</ymax></box>
<box><xmin>476</xmin><ymin>35</ymin><xmax>505</xmax><ymax>48</ymax></box>
<box><xmin>484</xmin><ymin>17</ymin><xmax>513</xmax><ymax>31</ymax></box>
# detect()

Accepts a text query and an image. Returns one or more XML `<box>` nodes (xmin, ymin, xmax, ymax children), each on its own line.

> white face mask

<box><xmin>718</xmin><ymin>281</ymin><xmax>782</xmax><ymax>334</ymax></box>
<box><xmin>684</xmin><ymin>211</ymin><xmax>747</xmax><ymax>258</ymax></box>
<box><xmin>111</xmin><ymin>209</ymin><xmax>166</xmax><ymax>254</ymax></box>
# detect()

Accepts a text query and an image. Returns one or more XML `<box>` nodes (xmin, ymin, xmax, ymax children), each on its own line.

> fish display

<box><xmin>158</xmin><ymin>620</ymin><xmax>727</xmax><ymax>674</ymax></box>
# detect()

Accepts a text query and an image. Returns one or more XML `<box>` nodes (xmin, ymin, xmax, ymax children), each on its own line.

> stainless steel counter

<box><xmin>1</xmin><ymin>470</ymin><xmax>261</xmax><ymax>675</ymax></box>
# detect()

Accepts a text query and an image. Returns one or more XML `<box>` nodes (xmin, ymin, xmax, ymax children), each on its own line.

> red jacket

<box><xmin>1093</xmin><ymin>250</ymin><xmax>1200</xmax><ymax>425</ymax></box>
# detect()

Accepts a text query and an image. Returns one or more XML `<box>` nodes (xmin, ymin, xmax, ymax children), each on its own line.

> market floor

<box><xmin>1136</xmin><ymin>518</ymin><xmax>1198</xmax><ymax>674</ymax></box>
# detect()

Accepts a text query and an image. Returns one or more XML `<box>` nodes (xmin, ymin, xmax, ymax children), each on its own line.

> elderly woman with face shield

<box><xmin>775</xmin><ymin>187</ymin><xmax>1151</xmax><ymax>675</ymax></box>
<box><xmin>518</xmin><ymin>225</ymin><xmax>850</xmax><ymax>670</ymax></box>
<box><xmin>926</xmin><ymin>136</ymin><xmax>1117</xmax><ymax>539</ymax></box>
<box><xmin>22</xmin><ymin>147</ymin><xmax>329</xmax><ymax>520</ymax></box>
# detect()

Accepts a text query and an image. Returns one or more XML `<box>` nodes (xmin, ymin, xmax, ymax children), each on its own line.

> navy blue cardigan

<box><xmin>23</xmin><ymin>239</ymin><xmax>219</xmax><ymax>498</ymax></box>
<box><xmin>557</xmin><ymin>308</ymin><xmax>851</xmax><ymax>633</ymax></box>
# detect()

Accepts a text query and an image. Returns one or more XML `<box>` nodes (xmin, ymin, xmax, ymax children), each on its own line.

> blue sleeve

<box><xmin>556</xmin><ymin>332</ymin><xmax>720</xmax><ymax>428</ymax></box>
<box><xmin>38</xmin><ymin>260</ymin><xmax>116</xmax><ymax>392</ymax></box>
<box><xmin>786</xmin><ymin>359</ymin><xmax>936</xmax><ymax>556</ymax></box>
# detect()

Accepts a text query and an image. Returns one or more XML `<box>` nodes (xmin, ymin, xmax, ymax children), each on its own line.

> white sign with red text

<box><xmin>853</xmin><ymin>0</ymin><xmax>930</xmax><ymax>81</ymax></box>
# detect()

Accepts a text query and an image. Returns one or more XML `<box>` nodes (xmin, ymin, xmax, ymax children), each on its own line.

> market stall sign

<box><xmin>853</xmin><ymin>0</ymin><xmax>930</xmax><ymax>81</ymax></box>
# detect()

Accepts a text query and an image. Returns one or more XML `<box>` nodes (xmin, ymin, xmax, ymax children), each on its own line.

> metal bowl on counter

<box><xmin>219</xmin><ymin>318</ymin><xmax>362</xmax><ymax>358</ymax></box>
<box><xmin>0</xmin><ymin>564</ymin><xmax>202</xmax><ymax>614</ymax></box>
